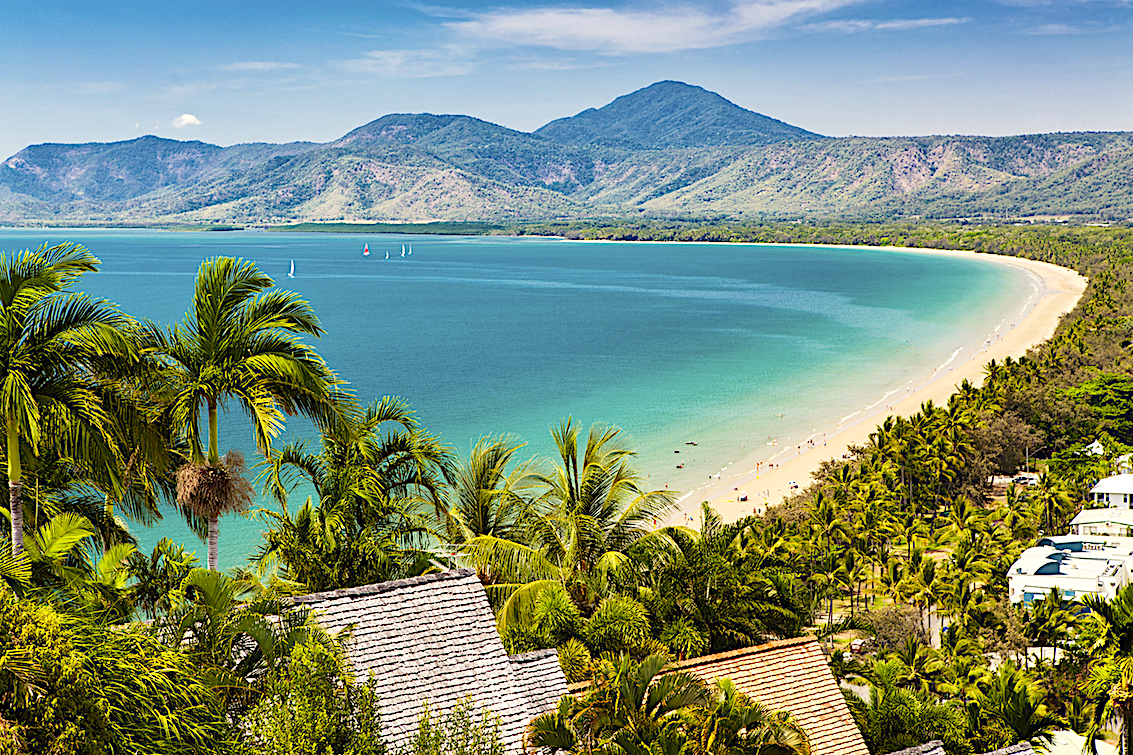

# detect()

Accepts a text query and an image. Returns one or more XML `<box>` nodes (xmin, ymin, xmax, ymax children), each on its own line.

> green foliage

<box><xmin>526</xmin><ymin>653</ymin><xmax>809</xmax><ymax>755</ymax></box>
<box><xmin>256</xmin><ymin>396</ymin><xmax>451</xmax><ymax>592</ymax></box>
<box><xmin>153</xmin><ymin>568</ymin><xmax>332</xmax><ymax>719</ymax></box>
<box><xmin>1067</xmin><ymin>372</ymin><xmax>1133</xmax><ymax>444</ymax></box>
<box><xmin>402</xmin><ymin>698</ymin><xmax>506</xmax><ymax>755</ymax></box>
<box><xmin>845</xmin><ymin>663</ymin><xmax>971</xmax><ymax>755</ymax></box>
<box><xmin>128</xmin><ymin>537</ymin><xmax>200</xmax><ymax>619</ymax></box>
<box><xmin>245</xmin><ymin>638</ymin><xmax>385</xmax><ymax>755</ymax></box>
<box><xmin>0</xmin><ymin>584</ymin><xmax>233</xmax><ymax>755</ymax></box>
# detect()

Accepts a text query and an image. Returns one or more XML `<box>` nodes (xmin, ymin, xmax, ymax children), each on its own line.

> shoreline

<box><xmin>657</xmin><ymin>246</ymin><xmax>1088</xmax><ymax>525</ymax></box>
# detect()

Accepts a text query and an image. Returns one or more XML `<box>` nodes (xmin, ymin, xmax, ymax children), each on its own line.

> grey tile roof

<box><xmin>981</xmin><ymin>744</ymin><xmax>1034</xmax><ymax>755</ymax></box>
<box><xmin>509</xmin><ymin>649</ymin><xmax>569</xmax><ymax>717</ymax></box>
<box><xmin>294</xmin><ymin>569</ymin><xmax>567</xmax><ymax>753</ymax></box>
<box><xmin>883</xmin><ymin>741</ymin><xmax>946</xmax><ymax>755</ymax></box>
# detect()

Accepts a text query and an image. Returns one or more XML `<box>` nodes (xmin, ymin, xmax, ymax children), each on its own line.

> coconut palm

<box><xmin>463</xmin><ymin>418</ymin><xmax>676</xmax><ymax>629</ymax></box>
<box><xmin>439</xmin><ymin>433</ymin><xmax>541</xmax><ymax>545</ymax></box>
<box><xmin>143</xmin><ymin>256</ymin><xmax>344</xmax><ymax>570</ymax></box>
<box><xmin>1081</xmin><ymin>585</ymin><xmax>1133</xmax><ymax>752</ymax></box>
<box><xmin>256</xmin><ymin>396</ymin><xmax>450</xmax><ymax>591</ymax></box>
<box><xmin>0</xmin><ymin>243</ymin><xmax>137</xmax><ymax>558</ymax></box>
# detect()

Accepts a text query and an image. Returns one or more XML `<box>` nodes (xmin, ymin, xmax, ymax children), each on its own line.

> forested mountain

<box><xmin>2</xmin><ymin>81</ymin><xmax>1131</xmax><ymax>224</ymax></box>
<box><xmin>533</xmin><ymin>80</ymin><xmax>820</xmax><ymax>149</ymax></box>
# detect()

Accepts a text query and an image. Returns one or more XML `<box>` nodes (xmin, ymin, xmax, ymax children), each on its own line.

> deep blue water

<box><xmin>0</xmin><ymin>229</ymin><xmax>1034</xmax><ymax>568</ymax></box>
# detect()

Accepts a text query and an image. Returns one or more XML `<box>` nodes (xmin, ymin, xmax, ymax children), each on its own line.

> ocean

<box><xmin>0</xmin><ymin>229</ymin><xmax>1036</xmax><ymax>568</ymax></box>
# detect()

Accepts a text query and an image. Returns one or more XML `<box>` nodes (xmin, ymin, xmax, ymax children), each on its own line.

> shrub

<box><xmin>402</xmin><ymin>698</ymin><xmax>505</xmax><ymax>755</ymax></box>
<box><xmin>244</xmin><ymin>638</ymin><xmax>385</xmax><ymax>755</ymax></box>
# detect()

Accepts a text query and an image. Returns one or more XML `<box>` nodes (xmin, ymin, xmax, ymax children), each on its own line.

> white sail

<box><xmin>288</xmin><ymin>259</ymin><xmax>294</xmax><ymax>278</ymax></box>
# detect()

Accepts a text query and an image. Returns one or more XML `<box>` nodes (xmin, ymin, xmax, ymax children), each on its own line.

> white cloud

<box><xmin>806</xmin><ymin>17</ymin><xmax>969</xmax><ymax>32</ymax></box>
<box><xmin>446</xmin><ymin>0</ymin><xmax>864</xmax><ymax>54</ymax></box>
<box><xmin>172</xmin><ymin>113</ymin><xmax>202</xmax><ymax>128</ymax></box>
<box><xmin>219</xmin><ymin>61</ymin><xmax>303</xmax><ymax>71</ymax></box>
<box><xmin>342</xmin><ymin>47</ymin><xmax>474</xmax><ymax>77</ymax></box>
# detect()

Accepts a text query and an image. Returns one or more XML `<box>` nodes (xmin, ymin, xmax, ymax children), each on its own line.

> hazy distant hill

<box><xmin>535</xmin><ymin>81</ymin><xmax>820</xmax><ymax>149</ymax></box>
<box><xmin>2</xmin><ymin>81</ymin><xmax>1131</xmax><ymax>225</ymax></box>
<box><xmin>2</xmin><ymin>136</ymin><xmax>318</xmax><ymax>203</ymax></box>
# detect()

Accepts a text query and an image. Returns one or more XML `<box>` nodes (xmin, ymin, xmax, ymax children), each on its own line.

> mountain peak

<box><xmin>534</xmin><ymin>80</ymin><xmax>821</xmax><ymax>150</ymax></box>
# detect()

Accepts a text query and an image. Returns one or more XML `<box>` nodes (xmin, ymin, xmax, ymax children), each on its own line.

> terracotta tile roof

<box><xmin>673</xmin><ymin>637</ymin><xmax>870</xmax><ymax>755</ymax></box>
<box><xmin>294</xmin><ymin>569</ymin><xmax>567</xmax><ymax>753</ymax></box>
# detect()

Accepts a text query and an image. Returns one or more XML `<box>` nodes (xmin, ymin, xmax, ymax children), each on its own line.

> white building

<box><xmin>1090</xmin><ymin>474</ymin><xmax>1133</xmax><ymax>508</ymax></box>
<box><xmin>1069</xmin><ymin>507</ymin><xmax>1133</xmax><ymax>538</ymax></box>
<box><xmin>1008</xmin><ymin>537</ymin><xmax>1133</xmax><ymax>604</ymax></box>
<box><xmin>1008</xmin><ymin>474</ymin><xmax>1133</xmax><ymax>604</ymax></box>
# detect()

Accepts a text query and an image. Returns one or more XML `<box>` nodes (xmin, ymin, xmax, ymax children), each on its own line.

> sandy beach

<box><xmin>668</xmin><ymin>247</ymin><xmax>1088</xmax><ymax>525</ymax></box>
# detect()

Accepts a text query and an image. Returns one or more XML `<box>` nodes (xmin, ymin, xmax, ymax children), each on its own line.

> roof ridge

<box><xmin>673</xmin><ymin>636</ymin><xmax>818</xmax><ymax>670</ymax></box>
<box><xmin>509</xmin><ymin>648</ymin><xmax>561</xmax><ymax>662</ymax></box>
<box><xmin>292</xmin><ymin>568</ymin><xmax>477</xmax><ymax>603</ymax></box>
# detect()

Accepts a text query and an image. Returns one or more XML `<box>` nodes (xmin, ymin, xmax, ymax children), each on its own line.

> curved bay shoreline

<box><xmin>660</xmin><ymin>246</ymin><xmax>1089</xmax><ymax>524</ymax></box>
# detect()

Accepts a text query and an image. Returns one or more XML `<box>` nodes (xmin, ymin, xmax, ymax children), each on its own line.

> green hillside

<box><xmin>1</xmin><ymin>81</ymin><xmax>1130</xmax><ymax>225</ymax></box>
<box><xmin>535</xmin><ymin>81</ymin><xmax>821</xmax><ymax>149</ymax></box>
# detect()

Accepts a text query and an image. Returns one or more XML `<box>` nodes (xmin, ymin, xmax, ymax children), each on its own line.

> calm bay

<box><xmin>0</xmin><ymin>229</ymin><xmax>1036</xmax><ymax>568</ymax></box>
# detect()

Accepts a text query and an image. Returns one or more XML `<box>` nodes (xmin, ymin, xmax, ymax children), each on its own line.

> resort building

<box><xmin>1089</xmin><ymin>474</ymin><xmax>1133</xmax><ymax>508</ymax></box>
<box><xmin>1007</xmin><ymin>537</ymin><xmax>1133</xmax><ymax>604</ymax></box>
<box><xmin>294</xmin><ymin>569</ymin><xmax>568</xmax><ymax>753</ymax></box>
<box><xmin>1068</xmin><ymin>507</ymin><xmax>1133</xmax><ymax>537</ymax></box>
<box><xmin>1007</xmin><ymin>475</ymin><xmax>1133</xmax><ymax>603</ymax></box>
<box><xmin>1008</xmin><ymin>474</ymin><xmax>1133</xmax><ymax>604</ymax></box>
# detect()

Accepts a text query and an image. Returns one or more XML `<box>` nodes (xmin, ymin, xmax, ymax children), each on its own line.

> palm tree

<box><xmin>256</xmin><ymin>396</ymin><xmax>450</xmax><ymax>591</ymax></box>
<box><xmin>464</xmin><ymin>418</ymin><xmax>676</xmax><ymax>627</ymax></box>
<box><xmin>1081</xmin><ymin>585</ymin><xmax>1133</xmax><ymax>752</ymax></box>
<box><xmin>439</xmin><ymin>434</ymin><xmax>541</xmax><ymax>546</ymax></box>
<box><xmin>144</xmin><ymin>256</ymin><xmax>344</xmax><ymax>570</ymax></box>
<box><xmin>972</xmin><ymin>662</ymin><xmax>1061</xmax><ymax>750</ymax></box>
<box><xmin>0</xmin><ymin>242</ymin><xmax>136</xmax><ymax>558</ymax></box>
<box><xmin>527</xmin><ymin>654</ymin><xmax>810</xmax><ymax>755</ymax></box>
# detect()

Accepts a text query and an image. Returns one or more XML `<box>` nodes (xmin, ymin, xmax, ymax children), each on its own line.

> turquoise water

<box><xmin>0</xmin><ymin>229</ymin><xmax>1035</xmax><ymax>568</ymax></box>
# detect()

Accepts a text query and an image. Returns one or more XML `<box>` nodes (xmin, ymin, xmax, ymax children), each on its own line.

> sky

<box><xmin>2</xmin><ymin>0</ymin><xmax>1132</xmax><ymax>159</ymax></box>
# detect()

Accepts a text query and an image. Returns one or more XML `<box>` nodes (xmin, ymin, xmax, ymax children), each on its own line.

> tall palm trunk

<box><xmin>208</xmin><ymin>514</ymin><xmax>219</xmax><ymax>571</ymax></box>
<box><xmin>207</xmin><ymin>396</ymin><xmax>219</xmax><ymax>571</ymax></box>
<box><xmin>7</xmin><ymin>419</ymin><xmax>22</xmax><ymax>557</ymax></box>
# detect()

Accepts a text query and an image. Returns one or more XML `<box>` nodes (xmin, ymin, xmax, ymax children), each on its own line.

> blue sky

<box><xmin>2</xmin><ymin>0</ymin><xmax>1132</xmax><ymax>158</ymax></box>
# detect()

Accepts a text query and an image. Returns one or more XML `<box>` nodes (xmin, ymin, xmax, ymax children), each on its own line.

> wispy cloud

<box><xmin>446</xmin><ymin>0</ymin><xmax>864</xmax><ymax>54</ymax></box>
<box><xmin>805</xmin><ymin>17</ymin><xmax>969</xmax><ymax>33</ymax></box>
<box><xmin>341</xmin><ymin>47</ymin><xmax>474</xmax><ymax>77</ymax></box>
<box><xmin>172</xmin><ymin>113</ymin><xmax>202</xmax><ymax>128</ymax></box>
<box><xmin>219</xmin><ymin>61</ymin><xmax>304</xmax><ymax>71</ymax></box>
<box><xmin>1025</xmin><ymin>22</ymin><xmax>1119</xmax><ymax>35</ymax></box>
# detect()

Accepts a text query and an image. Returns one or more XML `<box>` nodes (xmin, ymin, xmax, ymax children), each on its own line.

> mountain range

<box><xmin>2</xmin><ymin>80</ymin><xmax>1131</xmax><ymax>225</ymax></box>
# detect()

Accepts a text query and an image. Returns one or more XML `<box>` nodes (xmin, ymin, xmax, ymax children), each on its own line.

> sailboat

<box><xmin>385</xmin><ymin>251</ymin><xmax>389</xmax><ymax>260</ymax></box>
<box><xmin>363</xmin><ymin>243</ymin><xmax>370</xmax><ymax>257</ymax></box>
<box><xmin>408</xmin><ymin>244</ymin><xmax>412</xmax><ymax>256</ymax></box>
<box><xmin>288</xmin><ymin>259</ymin><xmax>294</xmax><ymax>278</ymax></box>
<box><xmin>401</xmin><ymin>244</ymin><xmax>405</xmax><ymax>256</ymax></box>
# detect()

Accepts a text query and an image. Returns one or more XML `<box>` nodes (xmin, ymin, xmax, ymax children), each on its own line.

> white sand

<box><xmin>666</xmin><ymin>247</ymin><xmax>1089</xmax><ymax>525</ymax></box>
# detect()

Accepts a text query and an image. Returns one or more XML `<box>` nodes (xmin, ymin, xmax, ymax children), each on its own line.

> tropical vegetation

<box><xmin>3</xmin><ymin>221</ymin><xmax>1133</xmax><ymax>752</ymax></box>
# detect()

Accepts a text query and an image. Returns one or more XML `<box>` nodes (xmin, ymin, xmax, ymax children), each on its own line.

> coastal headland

<box><xmin>669</xmin><ymin>246</ymin><xmax>1089</xmax><ymax>525</ymax></box>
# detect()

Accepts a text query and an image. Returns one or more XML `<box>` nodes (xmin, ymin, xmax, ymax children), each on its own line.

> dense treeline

<box><xmin>3</xmin><ymin>223</ymin><xmax>1133</xmax><ymax>753</ymax></box>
